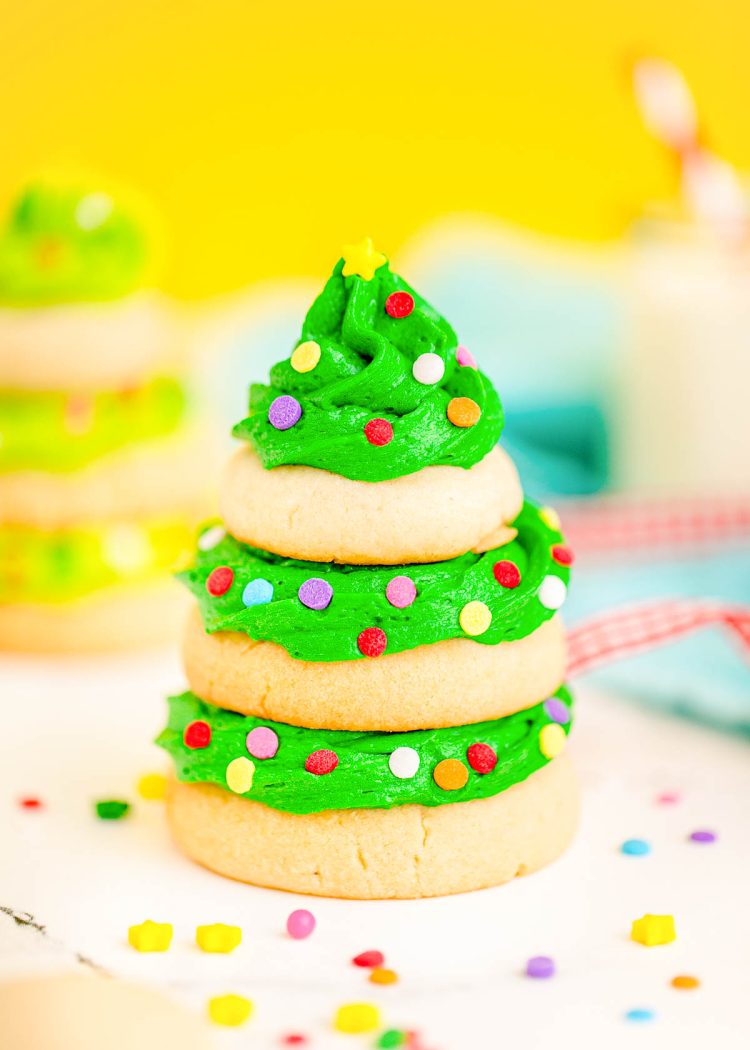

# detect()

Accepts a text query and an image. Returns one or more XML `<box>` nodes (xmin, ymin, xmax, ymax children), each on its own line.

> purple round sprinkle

<box><xmin>689</xmin><ymin>829</ymin><xmax>717</xmax><ymax>844</ymax></box>
<box><xmin>526</xmin><ymin>955</ymin><xmax>555</xmax><ymax>979</ymax></box>
<box><xmin>298</xmin><ymin>577</ymin><xmax>333</xmax><ymax>611</ymax></box>
<box><xmin>268</xmin><ymin>394</ymin><xmax>302</xmax><ymax>431</ymax></box>
<box><xmin>543</xmin><ymin>698</ymin><xmax>571</xmax><ymax>725</ymax></box>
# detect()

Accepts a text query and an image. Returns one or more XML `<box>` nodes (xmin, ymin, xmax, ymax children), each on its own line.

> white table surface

<box><xmin>2</xmin><ymin>646</ymin><xmax>749</xmax><ymax>1050</ymax></box>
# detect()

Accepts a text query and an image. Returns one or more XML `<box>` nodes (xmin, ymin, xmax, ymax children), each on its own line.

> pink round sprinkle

<box><xmin>287</xmin><ymin>909</ymin><xmax>316</xmax><ymax>939</ymax></box>
<box><xmin>689</xmin><ymin>829</ymin><xmax>717</xmax><ymax>844</ymax></box>
<box><xmin>385</xmin><ymin>575</ymin><xmax>417</xmax><ymax>609</ymax></box>
<box><xmin>246</xmin><ymin>726</ymin><xmax>279</xmax><ymax>759</ymax></box>
<box><xmin>656</xmin><ymin>792</ymin><xmax>681</xmax><ymax>805</ymax></box>
<box><xmin>456</xmin><ymin>345</ymin><xmax>477</xmax><ymax>369</ymax></box>
<box><xmin>268</xmin><ymin>395</ymin><xmax>302</xmax><ymax>431</ymax></box>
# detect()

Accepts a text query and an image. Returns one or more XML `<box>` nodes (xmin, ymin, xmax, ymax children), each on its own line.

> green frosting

<box><xmin>0</xmin><ymin>518</ymin><xmax>193</xmax><ymax>603</ymax></box>
<box><xmin>180</xmin><ymin>501</ymin><xmax>571</xmax><ymax>662</ymax></box>
<box><xmin>0</xmin><ymin>181</ymin><xmax>149</xmax><ymax>305</ymax></box>
<box><xmin>232</xmin><ymin>256</ymin><xmax>503</xmax><ymax>481</ymax></box>
<box><xmin>0</xmin><ymin>377</ymin><xmax>187</xmax><ymax>473</ymax></box>
<box><xmin>157</xmin><ymin>687</ymin><xmax>573</xmax><ymax>815</ymax></box>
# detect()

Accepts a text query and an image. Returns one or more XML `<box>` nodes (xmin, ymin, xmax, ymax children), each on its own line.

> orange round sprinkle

<box><xmin>671</xmin><ymin>975</ymin><xmax>700</xmax><ymax>990</ymax></box>
<box><xmin>369</xmin><ymin>967</ymin><xmax>398</xmax><ymax>985</ymax></box>
<box><xmin>433</xmin><ymin>759</ymin><xmax>469</xmax><ymax>791</ymax></box>
<box><xmin>447</xmin><ymin>397</ymin><xmax>481</xmax><ymax>428</ymax></box>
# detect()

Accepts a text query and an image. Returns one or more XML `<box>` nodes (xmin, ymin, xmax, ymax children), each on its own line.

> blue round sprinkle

<box><xmin>242</xmin><ymin>578</ymin><xmax>274</xmax><ymax>607</ymax></box>
<box><xmin>625</xmin><ymin>1008</ymin><xmax>655</xmax><ymax>1023</ymax></box>
<box><xmin>621</xmin><ymin>838</ymin><xmax>651</xmax><ymax>857</ymax></box>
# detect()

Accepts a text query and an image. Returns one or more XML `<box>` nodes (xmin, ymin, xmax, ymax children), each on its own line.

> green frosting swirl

<box><xmin>232</xmin><ymin>255</ymin><xmax>503</xmax><ymax>481</ymax></box>
<box><xmin>0</xmin><ymin>377</ymin><xmax>187</xmax><ymax>473</ymax></box>
<box><xmin>0</xmin><ymin>181</ymin><xmax>149</xmax><ymax>305</ymax></box>
<box><xmin>180</xmin><ymin>501</ymin><xmax>571</xmax><ymax>662</ymax></box>
<box><xmin>0</xmin><ymin>518</ymin><xmax>193</xmax><ymax>603</ymax></box>
<box><xmin>157</xmin><ymin>687</ymin><xmax>573</xmax><ymax>815</ymax></box>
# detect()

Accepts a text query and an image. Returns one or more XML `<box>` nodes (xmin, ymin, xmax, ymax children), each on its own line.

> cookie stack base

<box><xmin>166</xmin><ymin>754</ymin><xmax>579</xmax><ymax>899</ymax></box>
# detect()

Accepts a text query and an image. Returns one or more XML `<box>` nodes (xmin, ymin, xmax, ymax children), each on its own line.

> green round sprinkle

<box><xmin>377</xmin><ymin>1031</ymin><xmax>406</xmax><ymax>1048</ymax></box>
<box><xmin>95</xmin><ymin>799</ymin><xmax>131</xmax><ymax>820</ymax></box>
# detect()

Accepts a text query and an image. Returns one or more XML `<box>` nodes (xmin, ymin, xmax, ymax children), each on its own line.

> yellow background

<box><xmin>1</xmin><ymin>0</ymin><xmax>745</xmax><ymax>297</ymax></box>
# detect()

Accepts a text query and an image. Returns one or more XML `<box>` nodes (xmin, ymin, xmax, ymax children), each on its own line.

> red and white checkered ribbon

<box><xmin>567</xmin><ymin>599</ymin><xmax>750</xmax><ymax>678</ymax></box>
<box><xmin>560</xmin><ymin>494</ymin><xmax>750</xmax><ymax>554</ymax></box>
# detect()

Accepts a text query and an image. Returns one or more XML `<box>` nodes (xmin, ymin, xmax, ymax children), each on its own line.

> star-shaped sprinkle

<box><xmin>341</xmin><ymin>237</ymin><xmax>387</xmax><ymax>280</ymax></box>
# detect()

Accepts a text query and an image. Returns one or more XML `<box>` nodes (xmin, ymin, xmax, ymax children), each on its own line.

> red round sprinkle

<box><xmin>357</xmin><ymin>627</ymin><xmax>387</xmax><ymax>657</ymax></box>
<box><xmin>551</xmin><ymin>544</ymin><xmax>574</xmax><ymax>566</ymax></box>
<box><xmin>364</xmin><ymin>418</ymin><xmax>394</xmax><ymax>446</ymax></box>
<box><xmin>493</xmin><ymin>560</ymin><xmax>521</xmax><ymax>588</ymax></box>
<box><xmin>385</xmin><ymin>291</ymin><xmax>414</xmax><ymax>318</ymax></box>
<box><xmin>19</xmin><ymin>797</ymin><xmax>43</xmax><ymax>810</ymax></box>
<box><xmin>305</xmin><ymin>749</ymin><xmax>339</xmax><ymax>775</ymax></box>
<box><xmin>467</xmin><ymin>743</ymin><xmax>498</xmax><ymax>774</ymax></box>
<box><xmin>206</xmin><ymin>565</ymin><xmax>234</xmax><ymax>596</ymax></box>
<box><xmin>184</xmin><ymin>720</ymin><xmax>212</xmax><ymax>749</ymax></box>
<box><xmin>353</xmin><ymin>949</ymin><xmax>385</xmax><ymax>968</ymax></box>
<box><xmin>281</xmin><ymin>1036</ymin><xmax>308</xmax><ymax>1047</ymax></box>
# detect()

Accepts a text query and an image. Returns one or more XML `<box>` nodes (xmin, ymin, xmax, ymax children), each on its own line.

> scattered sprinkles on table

<box><xmin>526</xmin><ymin>955</ymin><xmax>556</xmax><ymax>979</ymax></box>
<box><xmin>353</xmin><ymin>949</ymin><xmax>385</xmax><ymax>968</ymax></box>
<box><xmin>95</xmin><ymin>799</ymin><xmax>130</xmax><ymax>820</ymax></box>
<box><xmin>334</xmin><ymin>1002</ymin><xmax>381</xmax><ymax>1034</ymax></box>
<box><xmin>631</xmin><ymin>914</ymin><xmax>676</xmax><ymax>947</ymax></box>
<box><xmin>196</xmin><ymin>923</ymin><xmax>242</xmax><ymax>953</ymax></box>
<box><xmin>287</xmin><ymin>909</ymin><xmax>316</xmax><ymax>939</ymax></box>
<box><xmin>369</xmin><ymin>967</ymin><xmax>398</xmax><ymax>985</ymax></box>
<box><xmin>136</xmin><ymin>772</ymin><xmax>167</xmax><ymax>800</ymax></box>
<box><xmin>208</xmin><ymin>994</ymin><xmax>253</xmax><ymax>1027</ymax></box>
<box><xmin>620</xmin><ymin>838</ymin><xmax>651</xmax><ymax>856</ymax></box>
<box><xmin>18</xmin><ymin>796</ymin><xmax>43</xmax><ymax>810</ymax></box>
<box><xmin>656</xmin><ymin>791</ymin><xmax>681</xmax><ymax>805</ymax></box>
<box><xmin>624</xmin><ymin>1008</ymin><xmax>656</xmax><ymax>1023</ymax></box>
<box><xmin>689</xmin><ymin>829</ymin><xmax>717</xmax><ymax>844</ymax></box>
<box><xmin>128</xmin><ymin>920</ymin><xmax>173</xmax><ymax>952</ymax></box>
<box><xmin>671</xmin><ymin>975</ymin><xmax>700</xmax><ymax>990</ymax></box>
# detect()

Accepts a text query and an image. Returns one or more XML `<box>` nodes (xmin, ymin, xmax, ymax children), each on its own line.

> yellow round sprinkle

<box><xmin>196</xmin><ymin>923</ymin><xmax>242</xmax><ymax>953</ymax></box>
<box><xmin>433</xmin><ymin>758</ymin><xmax>469</xmax><ymax>791</ymax></box>
<box><xmin>136</xmin><ymin>772</ymin><xmax>167</xmax><ymax>800</ymax></box>
<box><xmin>208</xmin><ymin>994</ymin><xmax>253</xmax><ymax>1027</ymax></box>
<box><xmin>334</xmin><ymin>1003</ymin><xmax>381</xmax><ymax>1034</ymax></box>
<box><xmin>459</xmin><ymin>600</ymin><xmax>492</xmax><ymax>636</ymax></box>
<box><xmin>539</xmin><ymin>723</ymin><xmax>567</xmax><ymax>759</ymax></box>
<box><xmin>226</xmin><ymin>756</ymin><xmax>255</xmax><ymax>794</ymax></box>
<box><xmin>291</xmin><ymin>340</ymin><xmax>321</xmax><ymax>373</ymax></box>
<box><xmin>447</xmin><ymin>396</ymin><xmax>481</xmax><ymax>427</ymax></box>
<box><xmin>539</xmin><ymin>506</ymin><xmax>561</xmax><ymax>531</ymax></box>
<box><xmin>127</xmin><ymin>920</ymin><xmax>173</xmax><ymax>952</ymax></box>
<box><xmin>369</xmin><ymin>967</ymin><xmax>398</xmax><ymax>985</ymax></box>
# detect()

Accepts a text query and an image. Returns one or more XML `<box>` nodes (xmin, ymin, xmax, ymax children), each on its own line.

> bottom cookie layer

<box><xmin>0</xmin><ymin>580</ymin><xmax>189</xmax><ymax>653</ymax></box>
<box><xmin>166</xmin><ymin>754</ymin><xmax>579</xmax><ymax>899</ymax></box>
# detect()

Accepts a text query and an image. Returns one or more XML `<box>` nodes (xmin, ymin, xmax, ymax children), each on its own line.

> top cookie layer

<box><xmin>232</xmin><ymin>239</ymin><xmax>503</xmax><ymax>483</ymax></box>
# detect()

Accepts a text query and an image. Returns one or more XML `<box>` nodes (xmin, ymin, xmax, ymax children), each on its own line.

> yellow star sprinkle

<box><xmin>208</xmin><ymin>994</ymin><xmax>253</xmax><ymax>1027</ymax></box>
<box><xmin>334</xmin><ymin>1002</ymin><xmax>381</xmax><ymax>1034</ymax></box>
<box><xmin>128</xmin><ymin>920</ymin><xmax>173</xmax><ymax>952</ymax></box>
<box><xmin>631</xmin><ymin>914</ymin><xmax>677</xmax><ymax>947</ymax></box>
<box><xmin>196</xmin><ymin>923</ymin><xmax>242</xmax><ymax>953</ymax></box>
<box><xmin>136</xmin><ymin>772</ymin><xmax>167</xmax><ymax>800</ymax></box>
<box><xmin>341</xmin><ymin>237</ymin><xmax>387</xmax><ymax>280</ymax></box>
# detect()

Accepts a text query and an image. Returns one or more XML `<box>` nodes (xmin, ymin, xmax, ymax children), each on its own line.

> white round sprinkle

<box><xmin>538</xmin><ymin>575</ymin><xmax>567</xmax><ymax>610</ymax></box>
<box><xmin>412</xmin><ymin>352</ymin><xmax>445</xmax><ymax>385</ymax></box>
<box><xmin>389</xmin><ymin>746</ymin><xmax>420</xmax><ymax>779</ymax></box>
<box><xmin>198</xmin><ymin>525</ymin><xmax>226</xmax><ymax>551</ymax></box>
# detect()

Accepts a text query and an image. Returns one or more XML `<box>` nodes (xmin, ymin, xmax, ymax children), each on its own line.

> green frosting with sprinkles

<box><xmin>232</xmin><ymin>242</ymin><xmax>503</xmax><ymax>482</ymax></box>
<box><xmin>0</xmin><ymin>377</ymin><xmax>186</xmax><ymax>473</ymax></box>
<box><xmin>157</xmin><ymin>686</ymin><xmax>574</xmax><ymax>815</ymax></box>
<box><xmin>0</xmin><ymin>180</ymin><xmax>149</xmax><ymax>305</ymax></box>
<box><xmin>0</xmin><ymin>518</ymin><xmax>193</xmax><ymax>603</ymax></box>
<box><xmin>180</xmin><ymin>501</ymin><xmax>571</xmax><ymax>663</ymax></box>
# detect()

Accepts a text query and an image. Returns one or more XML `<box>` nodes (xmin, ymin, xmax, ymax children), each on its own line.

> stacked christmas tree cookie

<box><xmin>159</xmin><ymin>239</ymin><xmax>578</xmax><ymax>898</ymax></box>
<box><xmin>0</xmin><ymin>180</ymin><xmax>212</xmax><ymax>651</ymax></box>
